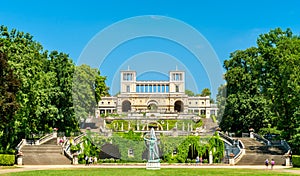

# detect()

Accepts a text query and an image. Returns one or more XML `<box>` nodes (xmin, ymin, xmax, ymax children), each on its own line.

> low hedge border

<box><xmin>0</xmin><ymin>154</ymin><xmax>15</xmax><ymax>166</ymax></box>
<box><xmin>292</xmin><ymin>155</ymin><xmax>300</xmax><ymax>167</ymax></box>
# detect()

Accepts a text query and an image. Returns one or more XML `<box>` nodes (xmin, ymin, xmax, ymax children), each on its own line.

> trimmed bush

<box><xmin>292</xmin><ymin>155</ymin><xmax>300</xmax><ymax>167</ymax></box>
<box><xmin>0</xmin><ymin>154</ymin><xmax>15</xmax><ymax>166</ymax></box>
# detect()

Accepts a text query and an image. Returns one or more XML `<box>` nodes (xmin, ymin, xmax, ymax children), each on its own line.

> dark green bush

<box><xmin>0</xmin><ymin>154</ymin><xmax>15</xmax><ymax>166</ymax></box>
<box><xmin>292</xmin><ymin>155</ymin><xmax>300</xmax><ymax>167</ymax></box>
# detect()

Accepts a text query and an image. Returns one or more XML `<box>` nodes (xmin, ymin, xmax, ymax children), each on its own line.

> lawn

<box><xmin>2</xmin><ymin>168</ymin><xmax>298</xmax><ymax>176</ymax></box>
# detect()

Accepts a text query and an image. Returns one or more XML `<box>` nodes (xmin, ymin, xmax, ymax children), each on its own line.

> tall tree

<box><xmin>0</xmin><ymin>25</ymin><xmax>81</xmax><ymax>142</ymax></box>
<box><xmin>220</xmin><ymin>28</ymin><xmax>300</xmax><ymax>153</ymax></box>
<box><xmin>216</xmin><ymin>84</ymin><xmax>226</xmax><ymax>123</ymax></box>
<box><xmin>185</xmin><ymin>89</ymin><xmax>195</xmax><ymax>96</ymax></box>
<box><xmin>48</xmin><ymin>51</ymin><xmax>79</xmax><ymax>134</ymax></box>
<box><xmin>200</xmin><ymin>88</ymin><xmax>211</xmax><ymax>97</ymax></box>
<box><xmin>73</xmin><ymin>64</ymin><xmax>109</xmax><ymax>120</ymax></box>
<box><xmin>0</xmin><ymin>46</ymin><xmax>20</xmax><ymax>153</ymax></box>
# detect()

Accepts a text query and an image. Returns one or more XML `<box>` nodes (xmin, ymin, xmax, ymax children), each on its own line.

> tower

<box><xmin>120</xmin><ymin>70</ymin><xmax>136</xmax><ymax>93</ymax></box>
<box><xmin>169</xmin><ymin>70</ymin><xmax>185</xmax><ymax>93</ymax></box>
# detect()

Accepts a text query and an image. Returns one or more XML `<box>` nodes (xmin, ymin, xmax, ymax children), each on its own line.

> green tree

<box><xmin>48</xmin><ymin>51</ymin><xmax>79</xmax><ymax>134</ymax></box>
<box><xmin>0</xmin><ymin>25</ymin><xmax>82</xmax><ymax>144</ymax></box>
<box><xmin>73</xmin><ymin>64</ymin><xmax>109</xmax><ymax>120</ymax></box>
<box><xmin>220</xmin><ymin>28</ymin><xmax>300</xmax><ymax>152</ymax></box>
<box><xmin>185</xmin><ymin>89</ymin><xmax>195</xmax><ymax>96</ymax></box>
<box><xmin>216</xmin><ymin>84</ymin><xmax>226</xmax><ymax>123</ymax></box>
<box><xmin>0</xmin><ymin>47</ymin><xmax>21</xmax><ymax>153</ymax></box>
<box><xmin>200</xmin><ymin>88</ymin><xmax>211</xmax><ymax>96</ymax></box>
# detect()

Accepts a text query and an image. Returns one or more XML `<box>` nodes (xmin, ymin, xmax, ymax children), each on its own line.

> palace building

<box><xmin>96</xmin><ymin>69</ymin><xmax>217</xmax><ymax>118</ymax></box>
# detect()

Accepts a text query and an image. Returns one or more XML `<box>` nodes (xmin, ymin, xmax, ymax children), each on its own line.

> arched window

<box><xmin>122</xmin><ymin>100</ymin><xmax>131</xmax><ymax>112</ymax></box>
<box><xmin>174</xmin><ymin>100</ymin><xmax>184</xmax><ymax>112</ymax></box>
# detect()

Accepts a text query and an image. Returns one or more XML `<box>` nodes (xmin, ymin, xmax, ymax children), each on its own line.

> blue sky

<box><xmin>1</xmin><ymin>0</ymin><xmax>300</xmax><ymax>98</ymax></box>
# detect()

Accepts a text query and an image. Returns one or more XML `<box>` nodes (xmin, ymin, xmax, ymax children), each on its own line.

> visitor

<box><xmin>94</xmin><ymin>156</ymin><xmax>97</xmax><ymax>165</ymax></box>
<box><xmin>85</xmin><ymin>155</ymin><xmax>89</xmax><ymax>166</ymax></box>
<box><xmin>271</xmin><ymin>159</ymin><xmax>275</xmax><ymax>169</ymax></box>
<box><xmin>89</xmin><ymin>156</ymin><xmax>93</xmax><ymax>165</ymax></box>
<box><xmin>196</xmin><ymin>156</ymin><xmax>200</xmax><ymax>165</ymax></box>
<box><xmin>200</xmin><ymin>157</ymin><xmax>203</xmax><ymax>165</ymax></box>
<box><xmin>265</xmin><ymin>159</ymin><xmax>269</xmax><ymax>169</ymax></box>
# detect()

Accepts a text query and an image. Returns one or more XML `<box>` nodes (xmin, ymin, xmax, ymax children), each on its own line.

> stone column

<box><xmin>17</xmin><ymin>153</ymin><xmax>23</xmax><ymax>165</ymax></box>
<box><xmin>285</xmin><ymin>154</ymin><xmax>291</xmax><ymax>166</ymax></box>
<box><xmin>72</xmin><ymin>153</ymin><xmax>78</xmax><ymax>165</ymax></box>
<box><xmin>209</xmin><ymin>151</ymin><xmax>213</xmax><ymax>164</ymax></box>
<box><xmin>121</xmin><ymin>122</ymin><xmax>124</xmax><ymax>131</ymax></box>
<box><xmin>249</xmin><ymin>128</ymin><xmax>254</xmax><ymax>138</ymax></box>
<box><xmin>167</xmin><ymin>121</ymin><xmax>169</xmax><ymax>131</ymax></box>
<box><xmin>182</xmin><ymin>122</ymin><xmax>185</xmax><ymax>131</ymax></box>
<box><xmin>229</xmin><ymin>153</ymin><xmax>235</xmax><ymax>165</ymax></box>
<box><xmin>137</xmin><ymin>121</ymin><xmax>140</xmax><ymax>131</ymax></box>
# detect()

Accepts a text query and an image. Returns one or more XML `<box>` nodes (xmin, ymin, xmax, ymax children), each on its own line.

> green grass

<box><xmin>2</xmin><ymin>168</ymin><xmax>298</xmax><ymax>176</ymax></box>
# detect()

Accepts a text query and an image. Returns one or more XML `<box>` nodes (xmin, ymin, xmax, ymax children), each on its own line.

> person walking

<box><xmin>265</xmin><ymin>159</ymin><xmax>269</xmax><ymax>169</ymax></box>
<box><xmin>195</xmin><ymin>156</ymin><xmax>200</xmax><ymax>166</ymax></box>
<box><xmin>271</xmin><ymin>159</ymin><xmax>275</xmax><ymax>169</ymax></box>
<box><xmin>85</xmin><ymin>155</ymin><xmax>89</xmax><ymax>166</ymax></box>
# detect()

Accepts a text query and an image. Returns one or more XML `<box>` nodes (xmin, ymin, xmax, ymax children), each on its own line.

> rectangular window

<box><xmin>176</xmin><ymin>85</ymin><xmax>179</xmax><ymax>92</ymax></box>
<box><xmin>123</xmin><ymin>73</ymin><xmax>133</xmax><ymax>81</ymax></box>
<box><xmin>126</xmin><ymin>85</ymin><xmax>130</xmax><ymax>92</ymax></box>
<box><xmin>128</xmin><ymin>149</ymin><xmax>134</xmax><ymax>157</ymax></box>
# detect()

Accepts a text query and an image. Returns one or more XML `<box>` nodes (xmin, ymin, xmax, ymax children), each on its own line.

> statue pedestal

<box><xmin>17</xmin><ymin>156</ymin><xmax>23</xmax><ymax>165</ymax></box>
<box><xmin>146</xmin><ymin>161</ymin><xmax>160</xmax><ymax>170</ymax></box>
<box><xmin>229</xmin><ymin>153</ymin><xmax>235</xmax><ymax>165</ymax></box>
<box><xmin>72</xmin><ymin>153</ymin><xmax>78</xmax><ymax>165</ymax></box>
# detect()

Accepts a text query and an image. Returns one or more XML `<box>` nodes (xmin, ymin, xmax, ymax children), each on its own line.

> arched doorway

<box><xmin>122</xmin><ymin>100</ymin><xmax>131</xmax><ymax>112</ymax></box>
<box><xmin>174</xmin><ymin>100</ymin><xmax>184</xmax><ymax>112</ymax></box>
<box><xmin>147</xmin><ymin>100</ymin><xmax>158</xmax><ymax>110</ymax></box>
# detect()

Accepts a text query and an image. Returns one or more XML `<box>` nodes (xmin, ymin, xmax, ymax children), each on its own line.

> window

<box><xmin>175</xmin><ymin>85</ymin><xmax>179</xmax><ymax>92</ymax></box>
<box><xmin>123</xmin><ymin>73</ymin><xmax>133</xmax><ymax>81</ymax></box>
<box><xmin>126</xmin><ymin>85</ymin><xmax>130</xmax><ymax>92</ymax></box>
<box><xmin>128</xmin><ymin>149</ymin><xmax>134</xmax><ymax>157</ymax></box>
<box><xmin>173</xmin><ymin>73</ymin><xmax>182</xmax><ymax>81</ymax></box>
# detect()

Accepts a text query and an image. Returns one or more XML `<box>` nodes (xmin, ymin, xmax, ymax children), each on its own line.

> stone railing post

<box><xmin>53</xmin><ymin>128</ymin><xmax>58</xmax><ymax>138</ymax></box>
<box><xmin>229</xmin><ymin>153</ymin><xmax>235</xmax><ymax>165</ymax></box>
<box><xmin>17</xmin><ymin>152</ymin><xmax>23</xmax><ymax>165</ymax></box>
<box><xmin>249</xmin><ymin>128</ymin><xmax>254</xmax><ymax>138</ymax></box>
<box><xmin>72</xmin><ymin>153</ymin><xmax>78</xmax><ymax>165</ymax></box>
<box><xmin>284</xmin><ymin>153</ymin><xmax>291</xmax><ymax>166</ymax></box>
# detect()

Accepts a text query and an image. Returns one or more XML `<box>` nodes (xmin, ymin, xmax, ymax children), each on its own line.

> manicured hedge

<box><xmin>0</xmin><ymin>154</ymin><xmax>15</xmax><ymax>166</ymax></box>
<box><xmin>292</xmin><ymin>155</ymin><xmax>300</xmax><ymax>167</ymax></box>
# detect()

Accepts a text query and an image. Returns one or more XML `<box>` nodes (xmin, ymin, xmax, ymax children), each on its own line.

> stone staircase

<box><xmin>21</xmin><ymin>138</ymin><xmax>71</xmax><ymax>165</ymax></box>
<box><xmin>236</xmin><ymin>138</ymin><xmax>285</xmax><ymax>165</ymax></box>
<box><xmin>200</xmin><ymin>118</ymin><xmax>218</xmax><ymax>135</ymax></box>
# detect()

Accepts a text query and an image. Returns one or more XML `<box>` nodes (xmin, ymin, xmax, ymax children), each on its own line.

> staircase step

<box><xmin>20</xmin><ymin>137</ymin><xmax>71</xmax><ymax>165</ymax></box>
<box><xmin>235</xmin><ymin>137</ymin><xmax>286</xmax><ymax>165</ymax></box>
<box><xmin>22</xmin><ymin>153</ymin><xmax>71</xmax><ymax>165</ymax></box>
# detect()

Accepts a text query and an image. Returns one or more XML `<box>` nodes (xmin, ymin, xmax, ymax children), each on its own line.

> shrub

<box><xmin>0</xmin><ymin>154</ymin><xmax>15</xmax><ymax>166</ymax></box>
<box><xmin>292</xmin><ymin>155</ymin><xmax>300</xmax><ymax>167</ymax></box>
